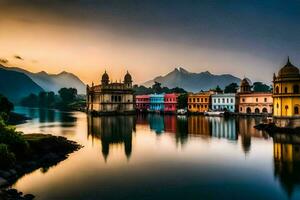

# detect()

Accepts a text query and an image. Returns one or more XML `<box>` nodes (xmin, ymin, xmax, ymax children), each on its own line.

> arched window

<box><xmin>295</xmin><ymin>106</ymin><xmax>299</xmax><ymax>115</ymax></box>
<box><xmin>246</xmin><ymin>107</ymin><xmax>251</xmax><ymax>114</ymax></box>
<box><xmin>293</xmin><ymin>85</ymin><xmax>299</xmax><ymax>94</ymax></box>
<box><xmin>275</xmin><ymin>86</ymin><xmax>279</xmax><ymax>94</ymax></box>
<box><xmin>255</xmin><ymin>108</ymin><xmax>260</xmax><ymax>114</ymax></box>
<box><xmin>262</xmin><ymin>108</ymin><xmax>268</xmax><ymax>113</ymax></box>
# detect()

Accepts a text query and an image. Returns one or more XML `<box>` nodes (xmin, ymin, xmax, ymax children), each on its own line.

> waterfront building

<box><xmin>273</xmin><ymin>58</ymin><xmax>300</xmax><ymax>118</ymax></box>
<box><xmin>211</xmin><ymin>93</ymin><xmax>237</xmax><ymax>112</ymax></box>
<box><xmin>149</xmin><ymin>94</ymin><xmax>165</xmax><ymax>112</ymax></box>
<box><xmin>164</xmin><ymin>93</ymin><xmax>178</xmax><ymax>113</ymax></box>
<box><xmin>188</xmin><ymin>92</ymin><xmax>212</xmax><ymax>113</ymax></box>
<box><xmin>86</xmin><ymin>71</ymin><xmax>135</xmax><ymax>115</ymax></box>
<box><xmin>136</xmin><ymin>95</ymin><xmax>150</xmax><ymax>111</ymax></box>
<box><xmin>238</xmin><ymin>78</ymin><xmax>273</xmax><ymax>115</ymax></box>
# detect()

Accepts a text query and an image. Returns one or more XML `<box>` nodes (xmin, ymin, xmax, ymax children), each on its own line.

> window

<box><xmin>214</xmin><ymin>99</ymin><xmax>216</xmax><ymax>103</ymax></box>
<box><xmin>197</xmin><ymin>105</ymin><xmax>200</xmax><ymax>108</ymax></box>
<box><xmin>218</xmin><ymin>99</ymin><xmax>220</xmax><ymax>103</ymax></box>
<box><xmin>189</xmin><ymin>105</ymin><xmax>191</xmax><ymax>109</ymax></box>
<box><xmin>205</xmin><ymin>98</ymin><xmax>207</xmax><ymax>102</ymax></box>
<box><xmin>205</xmin><ymin>105</ymin><xmax>207</xmax><ymax>108</ymax></box>
<box><xmin>197</xmin><ymin>98</ymin><xmax>200</xmax><ymax>102</ymax></box>
<box><xmin>275</xmin><ymin>86</ymin><xmax>279</xmax><ymax>94</ymax></box>
<box><xmin>193</xmin><ymin>105</ymin><xmax>196</xmax><ymax>108</ymax></box>
<box><xmin>285</xmin><ymin>87</ymin><xmax>288</xmax><ymax>93</ymax></box>
<box><xmin>264</xmin><ymin>98</ymin><xmax>267</xmax><ymax>102</ymax></box>
<box><xmin>240</xmin><ymin>107</ymin><xmax>242</xmax><ymax>111</ymax></box>
<box><xmin>201</xmin><ymin>98</ymin><xmax>203</xmax><ymax>102</ymax></box>
<box><xmin>231</xmin><ymin>98</ymin><xmax>233</xmax><ymax>103</ymax></box>
<box><xmin>295</xmin><ymin>107</ymin><xmax>299</xmax><ymax>115</ymax></box>
<box><xmin>193</xmin><ymin>98</ymin><xmax>195</xmax><ymax>102</ymax></box>
<box><xmin>293</xmin><ymin>85</ymin><xmax>299</xmax><ymax>94</ymax></box>
<box><xmin>227</xmin><ymin>98</ymin><xmax>229</xmax><ymax>103</ymax></box>
<box><xmin>222</xmin><ymin>98</ymin><xmax>225</xmax><ymax>103</ymax></box>
<box><xmin>242</xmin><ymin>98</ymin><xmax>245</xmax><ymax>102</ymax></box>
<box><xmin>256</xmin><ymin>98</ymin><xmax>258</xmax><ymax>102</ymax></box>
<box><xmin>201</xmin><ymin>105</ymin><xmax>203</xmax><ymax>108</ymax></box>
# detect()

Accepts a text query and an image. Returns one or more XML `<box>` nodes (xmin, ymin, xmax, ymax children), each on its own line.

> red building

<box><xmin>136</xmin><ymin>95</ymin><xmax>150</xmax><ymax>111</ymax></box>
<box><xmin>164</xmin><ymin>93</ymin><xmax>178</xmax><ymax>113</ymax></box>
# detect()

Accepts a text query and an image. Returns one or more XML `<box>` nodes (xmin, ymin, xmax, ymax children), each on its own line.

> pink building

<box><xmin>164</xmin><ymin>93</ymin><xmax>178</xmax><ymax>113</ymax></box>
<box><xmin>136</xmin><ymin>95</ymin><xmax>150</xmax><ymax>111</ymax></box>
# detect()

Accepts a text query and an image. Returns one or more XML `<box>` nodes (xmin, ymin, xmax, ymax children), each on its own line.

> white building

<box><xmin>211</xmin><ymin>93</ymin><xmax>237</xmax><ymax>113</ymax></box>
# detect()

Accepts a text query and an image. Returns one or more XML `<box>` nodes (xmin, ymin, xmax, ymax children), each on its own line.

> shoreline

<box><xmin>0</xmin><ymin>134</ymin><xmax>82</xmax><ymax>200</ymax></box>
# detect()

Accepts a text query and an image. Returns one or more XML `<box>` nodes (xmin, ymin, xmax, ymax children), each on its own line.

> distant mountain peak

<box><xmin>143</xmin><ymin>67</ymin><xmax>240</xmax><ymax>92</ymax></box>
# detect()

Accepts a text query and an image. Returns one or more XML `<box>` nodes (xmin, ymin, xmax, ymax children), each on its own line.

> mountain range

<box><xmin>0</xmin><ymin>65</ymin><xmax>86</xmax><ymax>94</ymax></box>
<box><xmin>143</xmin><ymin>67</ymin><xmax>241</xmax><ymax>92</ymax></box>
<box><xmin>0</xmin><ymin>67</ymin><xmax>44</xmax><ymax>103</ymax></box>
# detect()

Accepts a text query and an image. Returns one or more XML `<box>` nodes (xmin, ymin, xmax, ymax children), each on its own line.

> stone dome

<box><xmin>240</xmin><ymin>78</ymin><xmax>251</xmax><ymax>87</ymax></box>
<box><xmin>278</xmin><ymin>58</ymin><xmax>300</xmax><ymax>78</ymax></box>
<box><xmin>101</xmin><ymin>71</ymin><xmax>109</xmax><ymax>81</ymax></box>
<box><xmin>124</xmin><ymin>71</ymin><xmax>132</xmax><ymax>83</ymax></box>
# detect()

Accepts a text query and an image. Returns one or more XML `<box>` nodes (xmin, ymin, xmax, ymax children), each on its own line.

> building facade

<box><xmin>273</xmin><ymin>58</ymin><xmax>300</xmax><ymax>118</ymax></box>
<box><xmin>188</xmin><ymin>92</ymin><xmax>212</xmax><ymax>113</ymax></box>
<box><xmin>164</xmin><ymin>93</ymin><xmax>178</xmax><ymax>113</ymax></box>
<box><xmin>238</xmin><ymin>78</ymin><xmax>273</xmax><ymax>115</ymax></box>
<box><xmin>211</xmin><ymin>93</ymin><xmax>237</xmax><ymax>112</ymax></box>
<box><xmin>136</xmin><ymin>95</ymin><xmax>150</xmax><ymax>111</ymax></box>
<box><xmin>86</xmin><ymin>71</ymin><xmax>135</xmax><ymax>115</ymax></box>
<box><xmin>149</xmin><ymin>94</ymin><xmax>165</xmax><ymax>112</ymax></box>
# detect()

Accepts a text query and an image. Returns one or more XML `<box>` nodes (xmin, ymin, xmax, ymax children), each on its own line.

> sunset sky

<box><xmin>0</xmin><ymin>0</ymin><xmax>299</xmax><ymax>84</ymax></box>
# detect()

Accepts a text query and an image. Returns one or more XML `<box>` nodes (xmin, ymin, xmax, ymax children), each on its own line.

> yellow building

<box><xmin>273</xmin><ymin>58</ymin><xmax>300</xmax><ymax>118</ymax></box>
<box><xmin>188</xmin><ymin>92</ymin><xmax>212</xmax><ymax>113</ymax></box>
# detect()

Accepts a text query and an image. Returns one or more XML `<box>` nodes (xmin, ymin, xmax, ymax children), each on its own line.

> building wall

<box><xmin>273</xmin><ymin>81</ymin><xmax>300</xmax><ymax>117</ymax></box>
<box><xmin>211</xmin><ymin>93</ymin><xmax>237</xmax><ymax>112</ymax></box>
<box><xmin>164</xmin><ymin>93</ymin><xmax>178</xmax><ymax>112</ymax></box>
<box><xmin>238</xmin><ymin>93</ymin><xmax>273</xmax><ymax>114</ymax></box>
<box><xmin>136</xmin><ymin>95</ymin><xmax>150</xmax><ymax>110</ymax></box>
<box><xmin>149</xmin><ymin>94</ymin><xmax>165</xmax><ymax>111</ymax></box>
<box><xmin>188</xmin><ymin>93</ymin><xmax>211</xmax><ymax>113</ymax></box>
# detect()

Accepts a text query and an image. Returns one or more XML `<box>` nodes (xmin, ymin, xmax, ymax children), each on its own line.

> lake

<box><xmin>11</xmin><ymin>106</ymin><xmax>300</xmax><ymax>200</ymax></box>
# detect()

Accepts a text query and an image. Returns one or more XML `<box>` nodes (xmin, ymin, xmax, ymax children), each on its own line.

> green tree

<box><xmin>47</xmin><ymin>91</ymin><xmax>55</xmax><ymax>107</ymax></box>
<box><xmin>0</xmin><ymin>94</ymin><xmax>14</xmax><ymax>115</ymax></box>
<box><xmin>177</xmin><ymin>93</ymin><xmax>188</xmax><ymax>109</ymax></box>
<box><xmin>38</xmin><ymin>91</ymin><xmax>47</xmax><ymax>107</ymax></box>
<box><xmin>253</xmin><ymin>82</ymin><xmax>271</xmax><ymax>92</ymax></box>
<box><xmin>224</xmin><ymin>83</ymin><xmax>239</xmax><ymax>93</ymax></box>
<box><xmin>58</xmin><ymin>88</ymin><xmax>77</xmax><ymax>104</ymax></box>
<box><xmin>20</xmin><ymin>93</ymin><xmax>39</xmax><ymax>107</ymax></box>
<box><xmin>152</xmin><ymin>82</ymin><xmax>163</xmax><ymax>94</ymax></box>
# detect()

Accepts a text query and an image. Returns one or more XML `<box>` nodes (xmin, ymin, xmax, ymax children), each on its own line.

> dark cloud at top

<box><xmin>1</xmin><ymin>0</ymin><xmax>300</xmax><ymax>72</ymax></box>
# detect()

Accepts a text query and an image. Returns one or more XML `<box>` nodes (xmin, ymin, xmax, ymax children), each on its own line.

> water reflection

<box><xmin>87</xmin><ymin>115</ymin><xmax>136</xmax><ymax>160</ymax></box>
<box><xmin>273</xmin><ymin>133</ymin><xmax>300</xmax><ymax>197</ymax></box>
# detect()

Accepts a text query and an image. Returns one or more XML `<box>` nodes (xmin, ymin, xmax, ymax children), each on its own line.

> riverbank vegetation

<box><xmin>20</xmin><ymin>87</ymin><xmax>86</xmax><ymax>111</ymax></box>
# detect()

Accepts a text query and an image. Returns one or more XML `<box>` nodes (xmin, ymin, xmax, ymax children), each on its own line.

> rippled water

<box><xmin>12</xmin><ymin>106</ymin><xmax>300</xmax><ymax>200</ymax></box>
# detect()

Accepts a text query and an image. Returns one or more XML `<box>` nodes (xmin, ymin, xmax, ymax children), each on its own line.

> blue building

<box><xmin>211</xmin><ymin>93</ymin><xmax>237</xmax><ymax>113</ymax></box>
<box><xmin>149</xmin><ymin>94</ymin><xmax>165</xmax><ymax>112</ymax></box>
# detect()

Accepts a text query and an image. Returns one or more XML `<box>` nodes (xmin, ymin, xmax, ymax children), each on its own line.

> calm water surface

<box><xmin>12</xmin><ymin>106</ymin><xmax>300</xmax><ymax>200</ymax></box>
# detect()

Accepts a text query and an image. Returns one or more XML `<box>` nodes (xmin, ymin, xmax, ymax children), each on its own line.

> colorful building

<box><xmin>273</xmin><ymin>58</ymin><xmax>300</xmax><ymax>118</ymax></box>
<box><xmin>136</xmin><ymin>95</ymin><xmax>150</xmax><ymax>111</ymax></box>
<box><xmin>164</xmin><ymin>93</ymin><xmax>178</xmax><ymax>113</ymax></box>
<box><xmin>238</xmin><ymin>78</ymin><xmax>273</xmax><ymax>115</ymax></box>
<box><xmin>149</xmin><ymin>94</ymin><xmax>165</xmax><ymax>112</ymax></box>
<box><xmin>211</xmin><ymin>93</ymin><xmax>237</xmax><ymax>112</ymax></box>
<box><xmin>188</xmin><ymin>92</ymin><xmax>212</xmax><ymax>113</ymax></box>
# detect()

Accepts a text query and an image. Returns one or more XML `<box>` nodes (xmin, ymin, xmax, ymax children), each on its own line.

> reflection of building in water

<box><xmin>188</xmin><ymin>116</ymin><xmax>211</xmax><ymax>136</ymax></box>
<box><xmin>273</xmin><ymin>133</ymin><xmax>300</xmax><ymax>197</ymax></box>
<box><xmin>148</xmin><ymin>114</ymin><xmax>164</xmax><ymax>134</ymax></box>
<box><xmin>87</xmin><ymin>116</ymin><xmax>135</xmax><ymax>160</ymax></box>
<box><xmin>164</xmin><ymin>115</ymin><xmax>177</xmax><ymax>133</ymax></box>
<box><xmin>176</xmin><ymin>116</ymin><xmax>188</xmax><ymax>145</ymax></box>
<box><xmin>238</xmin><ymin>117</ymin><xmax>267</xmax><ymax>154</ymax></box>
<box><xmin>209</xmin><ymin>117</ymin><xmax>237</xmax><ymax>140</ymax></box>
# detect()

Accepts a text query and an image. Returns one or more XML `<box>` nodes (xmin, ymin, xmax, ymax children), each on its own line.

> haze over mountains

<box><xmin>0</xmin><ymin>65</ymin><xmax>86</xmax><ymax>94</ymax></box>
<box><xmin>144</xmin><ymin>67</ymin><xmax>241</xmax><ymax>92</ymax></box>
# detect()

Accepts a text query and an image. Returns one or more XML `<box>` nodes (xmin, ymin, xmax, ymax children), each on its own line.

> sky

<box><xmin>0</xmin><ymin>0</ymin><xmax>299</xmax><ymax>85</ymax></box>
